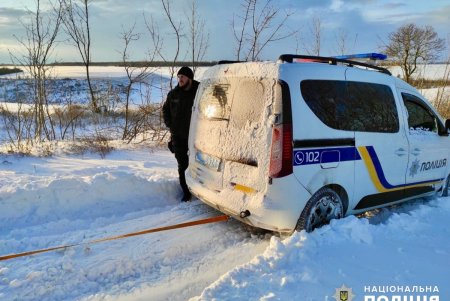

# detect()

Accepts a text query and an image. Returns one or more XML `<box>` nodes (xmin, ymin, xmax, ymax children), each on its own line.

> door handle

<box><xmin>395</xmin><ymin>148</ymin><xmax>408</xmax><ymax>156</ymax></box>
<box><xmin>411</xmin><ymin>148</ymin><xmax>421</xmax><ymax>156</ymax></box>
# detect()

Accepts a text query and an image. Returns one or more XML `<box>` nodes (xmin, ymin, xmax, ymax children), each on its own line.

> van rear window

<box><xmin>199</xmin><ymin>78</ymin><xmax>270</xmax><ymax>129</ymax></box>
<box><xmin>300</xmin><ymin>80</ymin><xmax>399</xmax><ymax>133</ymax></box>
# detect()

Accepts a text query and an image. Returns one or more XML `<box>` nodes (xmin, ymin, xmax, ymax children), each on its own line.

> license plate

<box><xmin>195</xmin><ymin>150</ymin><xmax>221</xmax><ymax>171</ymax></box>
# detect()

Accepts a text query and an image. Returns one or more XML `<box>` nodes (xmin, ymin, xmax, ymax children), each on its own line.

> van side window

<box><xmin>300</xmin><ymin>80</ymin><xmax>399</xmax><ymax>133</ymax></box>
<box><xmin>300</xmin><ymin>80</ymin><xmax>346</xmax><ymax>129</ymax></box>
<box><xmin>402</xmin><ymin>93</ymin><xmax>439</xmax><ymax>133</ymax></box>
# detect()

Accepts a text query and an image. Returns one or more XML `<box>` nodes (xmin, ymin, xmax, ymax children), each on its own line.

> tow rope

<box><xmin>0</xmin><ymin>214</ymin><xmax>229</xmax><ymax>262</ymax></box>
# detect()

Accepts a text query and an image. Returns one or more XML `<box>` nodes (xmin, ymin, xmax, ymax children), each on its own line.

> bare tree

<box><xmin>232</xmin><ymin>0</ymin><xmax>295</xmax><ymax>61</ymax></box>
<box><xmin>119</xmin><ymin>24</ymin><xmax>158</xmax><ymax>141</ymax></box>
<box><xmin>187</xmin><ymin>0</ymin><xmax>209</xmax><ymax>74</ymax></box>
<box><xmin>311</xmin><ymin>17</ymin><xmax>321</xmax><ymax>56</ymax></box>
<box><xmin>10</xmin><ymin>0</ymin><xmax>62</xmax><ymax>142</ymax></box>
<box><xmin>303</xmin><ymin>16</ymin><xmax>322</xmax><ymax>56</ymax></box>
<box><xmin>145</xmin><ymin>0</ymin><xmax>182</xmax><ymax>90</ymax></box>
<box><xmin>434</xmin><ymin>40</ymin><xmax>450</xmax><ymax>119</ymax></box>
<box><xmin>335</xmin><ymin>28</ymin><xmax>347</xmax><ymax>55</ymax></box>
<box><xmin>60</xmin><ymin>0</ymin><xmax>98</xmax><ymax>111</ymax></box>
<box><xmin>334</xmin><ymin>29</ymin><xmax>359</xmax><ymax>56</ymax></box>
<box><xmin>384</xmin><ymin>23</ymin><xmax>445</xmax><ymax>83</ymax></box>
<box><xmin>144</xmin><ymin>0</ymin><xmax>185</xmax><ymax>142</ymax></box>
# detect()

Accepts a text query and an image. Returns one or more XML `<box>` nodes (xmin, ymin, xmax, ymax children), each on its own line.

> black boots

<box><xmin>181</xmin><ymin>191</ymin><xmax>192</xmax><ymax>202</ymax></box>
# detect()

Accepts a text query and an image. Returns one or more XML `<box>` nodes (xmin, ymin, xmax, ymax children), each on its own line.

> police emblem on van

<box><xmin>409</xmin><ymin>159</ymin><xmax>420</xmax><ymax>177</ymax></box>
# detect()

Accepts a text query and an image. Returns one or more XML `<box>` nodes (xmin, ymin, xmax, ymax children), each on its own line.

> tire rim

<box><xmin>306</xmin><ymin>194</ymin><xmax>343</xmax><ymax>232</ymax></box>
<box><xmin>438</xmin><ymin>176</ymin><xmax>450</xmax><ymax>197</ymax></box>
<box><xmin>444</xmin><ymin>176</ymin><xmax>450</xmax><ymax>196</ymax></box>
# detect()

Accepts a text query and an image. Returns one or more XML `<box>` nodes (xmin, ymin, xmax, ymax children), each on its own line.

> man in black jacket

<box><xmin>163</xmin><ymin>66</ymin><xmax>199</xmax><ymax>202</ymax></box>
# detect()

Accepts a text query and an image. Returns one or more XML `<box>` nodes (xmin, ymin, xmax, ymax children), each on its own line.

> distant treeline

<box><xmin>0</xmin><ymin>67</ymin><xmax>23</xmax><ymax>75</ymax></box>
<box><xmin>0</xmin><ymin>61</ymin><xmax>218</xmax><ymax>69</ymax></box>
<box><xmin>48</xmin><ymin>61</ymin><xmax>218</xmax><ymax>67</ymax></box>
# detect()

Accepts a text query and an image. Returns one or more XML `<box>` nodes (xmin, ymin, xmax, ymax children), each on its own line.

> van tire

<box><xmin>439</xmin><ymin>175</ymin><xmax>449</xmax><ymax>197</ymax></box>
<box><xmin>296</xmin><ymin>187</ymin><xmax>344</xmax><ymax>232</ymax></box>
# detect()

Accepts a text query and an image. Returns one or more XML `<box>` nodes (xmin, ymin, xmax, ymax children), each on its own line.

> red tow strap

<box><xmin>0</xmin><ymin>215</ymin><xmax>229</xmax><ymax>261</ymax></box>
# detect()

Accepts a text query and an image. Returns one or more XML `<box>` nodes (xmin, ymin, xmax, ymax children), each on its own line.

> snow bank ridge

<box><xmin>0</xmin><ymin>171</ymin><xmax>180</xmax><ymax>234</ymax></box>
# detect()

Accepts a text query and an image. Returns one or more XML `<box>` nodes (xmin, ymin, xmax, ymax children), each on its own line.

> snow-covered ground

<box><xmin>0</xmin><ymin>147</ymin><xmax>270</xmax><ymax>301</ymax></box>
<box><xmin>0</xmin><ymin>147</ymin><xmax>449</xmax><ymax>301</ymax></box>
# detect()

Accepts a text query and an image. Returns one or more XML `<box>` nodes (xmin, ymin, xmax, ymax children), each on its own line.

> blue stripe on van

<box><xmin>293</xmin><ymin>147</ymin><xmax>361</xmax><ymax>166</ymax></box>
<box><xmin>363</xmin><ymin>146</ymin><xmax>444</xmax><ymax>190</ymax></box>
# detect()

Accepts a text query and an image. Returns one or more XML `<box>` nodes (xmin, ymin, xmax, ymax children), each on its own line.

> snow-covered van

<box><xmin>186</xmin><ymin>54</ymin><xmax>450</xmax><ymax>233</ymax></box>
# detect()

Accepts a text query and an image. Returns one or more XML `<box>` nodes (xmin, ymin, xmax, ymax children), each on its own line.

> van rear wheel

<box><xmin>439</xmin><ymin>175</ymin><xmax>449</xmax><ymax>197</ymax></box>
<box><xmin>296</xmin><ymin>187</ymin><xmax>344</xmax><ymax>232</ymax></box>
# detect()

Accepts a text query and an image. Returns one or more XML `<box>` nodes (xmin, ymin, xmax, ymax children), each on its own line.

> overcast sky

<box><xmin>0</xmin><ymin>0</ymin><xmax>449</xmax><ymax>64</ymax></box>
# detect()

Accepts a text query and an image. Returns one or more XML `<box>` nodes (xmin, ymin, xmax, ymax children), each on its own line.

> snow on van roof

<box><xmin>202</xmin><ymin>61</ymin><xmax>279</xmax><ymax>80</ymax></box>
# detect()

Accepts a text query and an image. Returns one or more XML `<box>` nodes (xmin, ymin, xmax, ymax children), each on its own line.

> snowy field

<box><xmin>0</xmin><ymin>147</ymin><xmax>449</xmax><ymax>301</ymax></box>
<box><xmin>388</xmin><ymin>64</ymin><xmax>449</xmax><ymax>80</ymax></box>
<box><xmin>0</xmin><ymin>66</ymin><xmax>175</xmax><ymax>107</ymax></box>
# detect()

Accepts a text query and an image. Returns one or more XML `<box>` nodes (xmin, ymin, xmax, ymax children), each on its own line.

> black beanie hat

<box><xmin>177</xmin><ymin>66</ymin><xmax>194</xmax><ymax>80</ymax></box>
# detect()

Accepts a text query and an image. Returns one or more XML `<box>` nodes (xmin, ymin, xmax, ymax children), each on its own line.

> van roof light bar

<box><xmin>278</xmin><ymin>54</ymin><xmax>391</xmax><ymax>75</ymax></box>
<box><xmin>217</xmin><ymin>60</ymin><xmax>245</xmax><ymax>65</ymax></box>
<box><xmin>333</xmin><ymin>53</ymin><xmax>387</xmax><ymax>61</ymax></box>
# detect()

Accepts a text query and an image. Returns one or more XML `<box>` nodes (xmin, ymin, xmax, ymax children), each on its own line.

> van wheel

<box><xmin>439</xmin><ymin>175</ymin><xmax>449</xmax><ymax>197</ymax></box>
<box><xmin>296</xmin><ymin>187</ymin><xmax>344</xmax><ymax>232</ymax></box>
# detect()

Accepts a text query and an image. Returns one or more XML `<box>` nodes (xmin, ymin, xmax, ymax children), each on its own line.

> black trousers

<box><xmin>173</xmin><ymin>140</ymin><xmax>190</xmax><ymax>195</ymax></box>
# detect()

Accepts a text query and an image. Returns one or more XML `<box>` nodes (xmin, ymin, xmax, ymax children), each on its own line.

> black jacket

<box><xmin>163</xmin><ymin>80</ymin><xmax>199</xmax><ymax>142</ymax></box>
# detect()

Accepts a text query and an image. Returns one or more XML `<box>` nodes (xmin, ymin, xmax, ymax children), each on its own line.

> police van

<box><xmin>186</xmin><ymin>54</ymin><xmax>450</xmax><ymax>233</ymax></box>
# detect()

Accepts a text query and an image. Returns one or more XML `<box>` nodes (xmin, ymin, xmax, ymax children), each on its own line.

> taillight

<box><xmin>269</xmin><ymin>123</ymin><xmax>293</xmax><ymax>178</ymax></box>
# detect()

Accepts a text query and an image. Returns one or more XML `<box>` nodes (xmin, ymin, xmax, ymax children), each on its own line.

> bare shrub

<box><xmin>52</xmin><ymin>104</ymin><xmax>86</xmax><ymax>140</ymax></box>
<box><xmin>121</xmin><ymin>104</ymin><xmax>165</xmax><ymax>143</ymax></box>
<box><xmin>0</xmin><ymin>103</ymin><xmax>34</xmax><ymax>154</ymax></box>
<box><xmin>69</xmin><ymin>133</ymin><xmax>113</xmax><ymax>158</ymax></box>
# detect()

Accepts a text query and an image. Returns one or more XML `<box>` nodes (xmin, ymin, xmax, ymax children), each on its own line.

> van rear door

<box><xmin>188</xmin><ymin>73</ymin><xmax>279</xmax><ymax>197</ymax></box>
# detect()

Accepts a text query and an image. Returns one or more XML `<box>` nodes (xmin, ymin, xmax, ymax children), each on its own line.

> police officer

<box><xmin>163</xmin><ymin>66</ymin><xmax>199</xmax><ymax>201</ymax></box>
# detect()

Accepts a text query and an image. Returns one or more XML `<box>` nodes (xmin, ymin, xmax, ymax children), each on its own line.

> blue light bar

<box><xmin>333</xmin><ymin>53</ymin><xmax>387</xmax><ymax>60</ymax></box>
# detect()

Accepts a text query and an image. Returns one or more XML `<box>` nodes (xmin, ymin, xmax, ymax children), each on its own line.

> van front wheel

<box><xmin>438</xmin><ymin>175</ymin><xmax>449</xmax><ymax>197</ymax></box>
<box><xmin>296</xmin><ymin>187</ymin><xmax>344</xmax><ymax>232</ymax></box>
